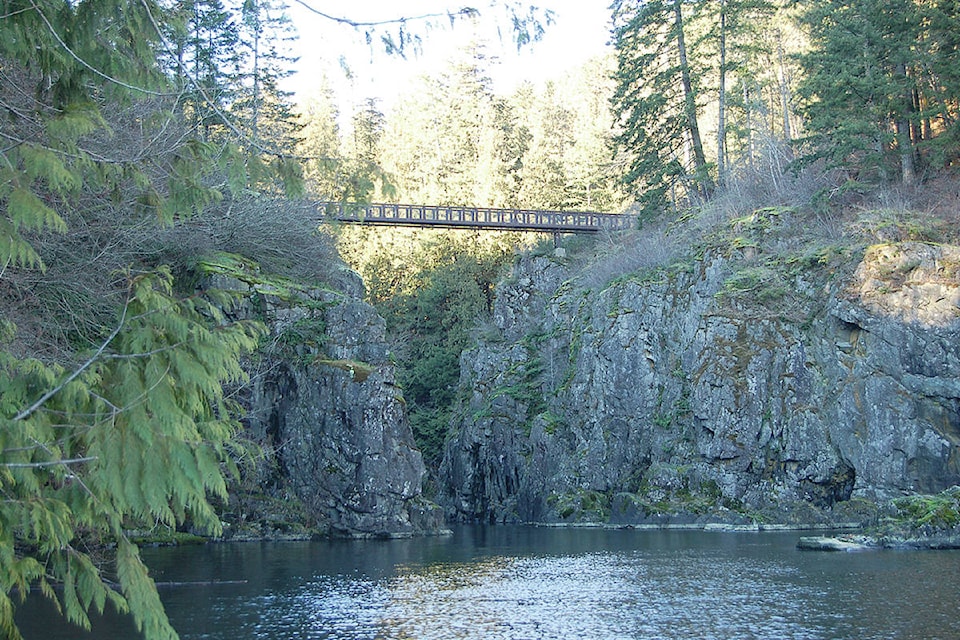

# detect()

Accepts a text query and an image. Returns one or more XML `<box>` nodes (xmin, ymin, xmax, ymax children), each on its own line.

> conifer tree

<box><xmin>341</xmin><ymin>98</ymin><xmax>392</xmax><ymax>202</ymax></box>
<box><xmin>380</xmin><ymin>42</ymin><xmax>505</xmax><ymax>206</ymax></box>
<box><xmin>516</xmin><ymin>82</ymin><xmax>573</xmax><ymax>209</ymax></box>
<box><xmin>699</xmin><ymin>0</ymin><xmax>779</xmax><ymax>182</ymax></box>
<box><xmin>297</xmin><ymin>80</ymin><xmax>344</xmax><ymax>198</ymax></box>
<box><xmin>0</xmin><ymin>2</ymin><xmax>263</xmax><ymax>638</ymax></box>
<box><xmin>917</xmin><ymin>0</ymin><xmax>960</xmax><ymax>168</ymax></box>
<box><xmin>796</xmin><ymin>0</ymin><xmax>922</xmax><ymax>184</ymax></box>
<box><xmin>611</xmin><ymin>0</ymin><xmax>714</xmax><ymax>217</ymax></box>
<box><xmin>167</xmin><ymin>0</ymin><xmax>242</xmax><ymax>141</ymax></box>
<box><xmin>233</xmin><ymin>0</ymin><xmax>303</xmax><ymax>191</ymax></box>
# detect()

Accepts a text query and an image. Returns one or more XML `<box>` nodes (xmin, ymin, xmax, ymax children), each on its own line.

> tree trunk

<box><xmin>673</xmin><ymin>0</ymin><xmax>712</xmax><ymax>196</ymax></box>
<box><xmin>895</xmin><ymin>62</ymin><xmax>916</xmax><ymax>186</ymax></box>
<box><xmin>717</xmin><ymin>0</ymin><xmax>727</xmax><ymax>185</ymax></box>
<box><xmin>776</xmin><ymin>29</ymin><xmax>792</xmax><ymax>141</ymax></box>
<box><xmin>744</xmin><ymin>83</ymin><xmax>755</xmax><ymax>172</ymax></box>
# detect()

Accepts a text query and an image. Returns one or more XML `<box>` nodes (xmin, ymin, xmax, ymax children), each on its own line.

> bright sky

<box><xmin>282</xmin><ymin>1</ymin><xmax>613</xmax><ymax>114</ymax></box>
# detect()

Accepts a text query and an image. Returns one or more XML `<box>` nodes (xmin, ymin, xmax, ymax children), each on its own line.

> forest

<box><xmin>1</xmin><ymin>0</ymin><xmax>959</xmax><ymax>638</ymax></box>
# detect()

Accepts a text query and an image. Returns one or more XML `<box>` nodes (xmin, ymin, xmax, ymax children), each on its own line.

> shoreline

<box><xmin>531</xmin><ymin>520</ymin><xmax>865</xmax><ymax>532</ymax></box>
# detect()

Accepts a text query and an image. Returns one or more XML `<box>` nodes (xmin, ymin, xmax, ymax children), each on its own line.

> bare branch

<box><xmin>291</xmin><ymin>1</ymin><xmax>478</xmax><ymax>28</ymax></box>
<box><xmin>1</xmin><ymin>456</ymin><xmax>97</xmax><ymax>469</ymax></box>
<box><xmin>13</xmin><ymin>298</ymin><xmax>129</xmax><ymax>422</ymax></box>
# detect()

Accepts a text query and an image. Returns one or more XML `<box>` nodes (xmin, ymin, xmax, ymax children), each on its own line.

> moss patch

<box><xmin>313</xmin><ymin>357</ymin><xmax>375</xmax><ymax>383</ymax></box>
<box><xmin>548</xmin><ymin>489</ymin><xmax>611</xmax><ymax>522</ymax></box>
<box><xmin>889</xmin><ymin>487</ymin><xmax>960</xmax><ymax>530</ymax></box>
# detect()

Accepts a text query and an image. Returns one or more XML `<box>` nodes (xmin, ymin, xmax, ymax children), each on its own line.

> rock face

<box><xmin>207</xmin><ymin>258</ymin><xmax>443</xmax><ymax>537</ymax></box>
<box><xmin>439</xmin><ymin>241</ymin><xmax>960</xmax><ymax>525</ymax></box>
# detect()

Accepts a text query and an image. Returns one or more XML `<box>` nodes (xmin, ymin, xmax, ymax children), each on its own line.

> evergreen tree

<box><xmin>699</xmin><ymin>0</ymin><xmax>778</xmax><ymax>182</ymax></box>
<box><xmin>297</xmin><ymin>79</ymin><xmax>344</xmax><ymax>198</ymax></box>
<box><xmin>340</xmin><ymin>98</ymin><xmax>394</xmax><ymax>201</ymax></box>
<box><xmin>233</xmin><ymin>0</ymin><xmax>303</xmax><ymax>191</ymax></box>
<box><xmin>0</xmin><ymin>2</ymin><xmax>263</xmax><ymax>638</ymax></box>
<box><xmin>611</xmin><ymin>0</ymin><xmax>714</xmax><ymax>217</ymax></box>
<box><xmin>380</xmin><ymin>42</ymin><xmax>505</xmax><ymax>206</ymax></box>
<box><xmin>552</xmin><ymin>55</ymin><xmax>628</xmax><ymax>212</ymax></box>
<box><xmin>363</xmin><ymin>233</ymin><xmax>515</xmax><ymax>466</ymax></box>
<box><xmin>166</xmin><ymin>0</ymin><xmax>242</xmax><ymax>141</ymax></box>
<box><xmin>796</xmin><ymin>0</ymin><xmax>922</xmax><ymax>184</ymax></box>
<box><xmin>910</xmin><ymin>0</ymin><xmax>960</xmax><ymax>169</ymax></box>
<box><xmin>719</xmin><ymin>3</ymin><xmax>803</xmax><ymax>175</ymax></box>
<box><xmin>516</xmin><ymin>82</ymin><xmax>573</xmax><ymax>209</ymax></box>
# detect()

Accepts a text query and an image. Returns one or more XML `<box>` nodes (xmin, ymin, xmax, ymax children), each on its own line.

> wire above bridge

<box><xmin>317</xmin><ymin>202</ymin><xmax>634</xmax><ymax>234</ymax></box>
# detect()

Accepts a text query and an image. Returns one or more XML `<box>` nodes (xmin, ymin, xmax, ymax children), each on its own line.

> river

<box><xmin>15</xmin><ymin>526</ymin><xmax>960</xmax><ymax>639</ymax></box>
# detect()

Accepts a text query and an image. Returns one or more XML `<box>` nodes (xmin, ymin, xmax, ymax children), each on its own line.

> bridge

<box><xmin>317</xmin><ymin>202</ymin><xmax>634</xmax><ymax>234</ymax></box>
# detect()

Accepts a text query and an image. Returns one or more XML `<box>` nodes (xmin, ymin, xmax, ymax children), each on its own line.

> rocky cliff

<box><xmin>201</xmin><ymin>254</ymin><xmax>444</xmax><ymax>538</ymax></box>
<box><xmin>439</xmin><ymin>230</ymin><xmax>960</xmax><ymax>526</ymax></box>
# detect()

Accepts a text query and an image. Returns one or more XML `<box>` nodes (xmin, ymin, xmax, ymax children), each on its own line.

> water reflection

<box><xmin>14</xmin><ymin>528</ymin><xmax>960</xmax><ymax>640</ymax></box>
<box><xmin>354</xmin><ymin>552</ymin><xmax>818</xmax><ymax>640</ymax></box>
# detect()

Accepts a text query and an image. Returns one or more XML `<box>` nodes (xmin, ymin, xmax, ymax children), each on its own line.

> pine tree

<box><xmin>699</xmin><ymin>0</ymin><xmax>779</xmax><ymax>182</ymax></box>
<box><xmin>380</xmin><ymin>42</ymin><xmax>506</xmax><ymax>206</ymax></box>
<box><xmin>167</xmin><ymin>0</ymin><xmax>243</xmax><ymax>141</ymax></box>
<box><xmin>297</xmin><ymin>79</ymin><xmax>345</xmax><ymax>198</ymax></box>
<box><xmin>337</xmin><ymin>98</ymin><xmax>394</xmax><ymax>202</ymax></box>
<box><xmin>233</xmin><ymin>0</ymin><xmax>303</xmax><ymax>192</ymax></box>
<box><xmin>796</xmin><ymin>0</ymin><xmax>922</xmax><ymax>184</ymax></box>
<box><xmin>912</xmin><ymin>0</ymin><xmax>960</xmax><ymax>169</ymax></box>
<box><xmin>611</xmin><ymin>0</ymin><xmax>714</xmax><ymax>218</ymax></box>
<box><xmin>516</xmin><ymin>82</ymin><xmax>573</xmax><ymax>209</ymax></box>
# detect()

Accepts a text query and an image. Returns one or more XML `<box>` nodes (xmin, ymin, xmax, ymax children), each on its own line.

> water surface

<box><xmin>16</xmin><ymin>526</ymin><xmax>960</xmax><ymax>639</ymax></box>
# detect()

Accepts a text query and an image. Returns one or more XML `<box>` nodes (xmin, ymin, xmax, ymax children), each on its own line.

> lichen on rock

<box><xmin>439</xmin><ymin>239</ymin><xmax>960</xmax><ymax>527</ymax></box>
<box><xmin>199</xmin><ymin>254</ymin><xmax>445</xmax><ymax>538</ymax></box>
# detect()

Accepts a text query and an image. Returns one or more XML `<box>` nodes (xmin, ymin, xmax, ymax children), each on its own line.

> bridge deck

<box><xmin>317</xmin><ymin>202</ymin><xmax>632</xmax><ymax>233</ymax></box>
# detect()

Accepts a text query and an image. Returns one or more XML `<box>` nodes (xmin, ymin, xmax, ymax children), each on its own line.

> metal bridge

<box><xmin>317</xmin><ymin>202</ymin><xmax>633</xmax><ymax>234</ymax></box>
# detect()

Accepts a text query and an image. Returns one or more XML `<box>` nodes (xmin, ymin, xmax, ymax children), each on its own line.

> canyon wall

<box><xmin>205</xmin><ymin>258</ymin><xmax>444</xmax><ymax>537</ymax></box>
<box><xmin>439</xmin><ymin>241</ymin><xmax>960</xmax><ymax>525</ymax></box>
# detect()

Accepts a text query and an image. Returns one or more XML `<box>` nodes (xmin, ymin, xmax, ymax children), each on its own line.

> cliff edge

<box><xmin>440</xmin><ymin>208</ymin><xmax>960</xmax><ymax>526</ymax></box>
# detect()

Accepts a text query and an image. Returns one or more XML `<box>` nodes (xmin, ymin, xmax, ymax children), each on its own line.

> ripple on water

<box><xmin>241</xmin><ymin>550</ymin><xmax>849</xmax><ymax>640</ymax></box>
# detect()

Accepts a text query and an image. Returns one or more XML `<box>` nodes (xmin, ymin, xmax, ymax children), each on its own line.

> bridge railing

<box><xmin>316</xmin><ymin>202</ymin><xmax>634</xmax><ymax>233</ymax></box>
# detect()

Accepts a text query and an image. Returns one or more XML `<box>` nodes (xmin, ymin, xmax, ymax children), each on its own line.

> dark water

<box><xmin>15</xmin><ymin>526</ymin><xmax>960</xmax><ymax>639</ymax></box>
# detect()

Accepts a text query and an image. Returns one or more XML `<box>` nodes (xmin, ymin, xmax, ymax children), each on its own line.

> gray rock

<box><xmin>439</xmin><ymin>242</ymin><xmax>960</xmax><ymax>525</ymax></box>
<box><xmin>797</xmin><ymin>536</ymin><xmax>873</xmax><ymax>551</ymax></box>
<box><xmin>210</xmin><ymin>265</ymin><xmax>444</xmax><ymax>537</ymax></box>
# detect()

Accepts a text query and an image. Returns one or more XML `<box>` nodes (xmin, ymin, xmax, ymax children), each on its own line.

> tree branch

<box><xmin>28</xmin><ymin>0</ymin><xmax>171</xmax><ymax>97</ymax></box>
<box><xmin>290</xmin><ymin>1</ymin><xmax>478</xmax><ymax>28</ymax></box>
<box><xmin>1</xmin><ymin>456</ymin><xmax>97</xmax><ymax>469</ymax></box>
<box><xmin>13</xmin><ymin>299</ymin><xmax>129</xmax><ymax>422</ymax></box>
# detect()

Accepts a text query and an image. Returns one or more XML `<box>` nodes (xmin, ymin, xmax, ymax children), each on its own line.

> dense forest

<box><xmin>2</xmin><ymin>0</ymin><xmax>960</xmax><ymax>638</ymax></box>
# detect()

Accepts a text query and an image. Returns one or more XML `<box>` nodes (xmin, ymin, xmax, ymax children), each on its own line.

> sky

<box><xmin>281</xmin><ymin>1</ymin><xmax>613</xmax><ymax>114</ymax></box>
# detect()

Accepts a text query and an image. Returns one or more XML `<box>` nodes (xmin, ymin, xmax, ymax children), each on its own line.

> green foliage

<box><xmin>1</xmin><ymin>270</ymin><xmax>263</xmax><ymax>639</ymax></box>
<box><xmin>548</xmin><ymin>489</ymin><xmax>611</xmax><ymax>522</ymax></box>
<box><xmin>489</xmin><ymin>334</ymin><xmax>550</xmax><ymax>434</ymax></box>
<box><xmin>313</xmin><ymin>358</ymin><xmax>375</xmax><ymax>383</ymax></box>
<box><xmin>375</xmin><ymin>45</ymin><xmax>625</xmax><ymax>212</ymax></box>
<box><xmin>796</xmin><ymin>0</ymin><xmax>960</xmax><ymax>183</ymax></box>
<box><xmin>890</xmin><ymin>487</ymin><xmax>960</xmax><ymax>530</ymax></box>
<box><xmin>165</xmin><ymin>0</ymin><xmax>243</xmax><ymax>142</ymax></box>
<box><xmin>0</xmin><ymin>0</ymin><xmax>309</xmax><ymax>635</ymax></box>
<box><xmin>796</xmin><ymin>0</ymin><xmax>919</xmax><ymax>182</ymax></box>
<box><xmin>344</xmin><ymin>230</ymin><xmax>517</xmax><ymax>466</ymax></box>
<box><xmin>610</xmin><ymin>0</ymin><xmax>715</xmax><ymax>217</ymax></box>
